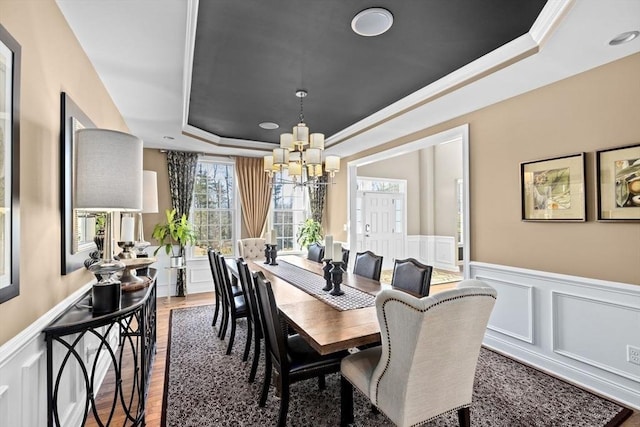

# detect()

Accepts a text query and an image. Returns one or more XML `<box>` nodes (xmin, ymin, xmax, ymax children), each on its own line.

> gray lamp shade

<box><xmin>75</xmin><ymin>128</ymin><xmax>143</xmax><ymax>211</ymax></box>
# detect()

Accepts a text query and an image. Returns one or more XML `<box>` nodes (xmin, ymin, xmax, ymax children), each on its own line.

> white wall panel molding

<box><xmin>471</xmin><ymin>261</ymin><xmax>640</xmax><ymax>411</ymax></box>
<box><xmin>476</xmin><ymin>275</ymin><xmax>533</xmax><ymax>344</ymax></box>
<box><xmin>405</xmin><ymin>235</ymin><xmax>459</xmax><ymax>272</ymax></box>
<box><xmin>0</xmin><ymin>278</ymin><xmax>95</xmax><ymax>426</ymax></box>
<box><xmin>0</xmin><ymin>385</ymin><xmax>9</xmax><ymax>427</ymax></box>
<box><xmin>551</xmin><ymin>291</ymin><xmax>640</xmax><ymax>383</ymax></box>
<box><xmin>21</xmin><ymin>351</ymin><xmax>45</xmax><ymax>427</ymax></box>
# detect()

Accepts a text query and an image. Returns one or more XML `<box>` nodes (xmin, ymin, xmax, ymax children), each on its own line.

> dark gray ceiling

<box><xmin>188</xmin><ymin>0</ymin><xmax>547</xmax><ymax>145</ymax></box>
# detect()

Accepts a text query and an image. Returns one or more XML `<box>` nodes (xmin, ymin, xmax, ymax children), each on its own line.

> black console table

<box><xmin>44</xmin><ymin>269</ymin><xmax>157</xmax><ymax>427</ymax></box>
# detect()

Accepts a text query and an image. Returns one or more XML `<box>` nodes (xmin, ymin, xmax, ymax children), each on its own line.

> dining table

<box><xmin>226</xmin><ymin>255</ymin><xmax>394</xmax><ymax>355</ymax></box>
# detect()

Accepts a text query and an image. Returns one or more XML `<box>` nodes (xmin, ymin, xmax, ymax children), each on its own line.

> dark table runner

<box><xmin>260</xmin><ymin>260</ymin><xmax>376</xmax><ymax>311</ymax></box>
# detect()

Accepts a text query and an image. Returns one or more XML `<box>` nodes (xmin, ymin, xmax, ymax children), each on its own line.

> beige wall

<box><xmin>328</xmin><ymin>53</ymin><xmax>640</xmax><ymax>285</ymax></box>
<box><xmin>0</xmin><ymin>1</ymin><xmax>129</xmax><ymax>345</ymax></box>
<box><xmin>433</xmin><ymin>140</ymin><xmax>463</xmax><ymax>238</ymax></box>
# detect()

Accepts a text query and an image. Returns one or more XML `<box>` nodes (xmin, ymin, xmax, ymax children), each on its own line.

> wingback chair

<box><xmin>237</xmin><ymin>238</ymin><xmax>266</xmax><ymax>261</ymax></box>
<box><xmin>340</xmin><ymin>280</ymin><xmax>497</xmax><ymax>427</ymax></box>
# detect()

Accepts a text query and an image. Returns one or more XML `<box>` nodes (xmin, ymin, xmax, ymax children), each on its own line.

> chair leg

<box><xmin>371</xmin><ymin>404</ymin><xmax>379</xmax><ymax>414</ymax></box>
<box><xmin>318</xmin><ymin>374</ymin><xmax>326</xmax><ymax>390</ymax></box>
<box><xmin>249</xmin><ymin>335</ymin><xmax>260</xmax><ymax>383</ymax></box>
<box><xmin>277</xmin><ymin>380</ymin><xmax>290</xmax><ymax>427</ymax></box>
<box><xmin>340</xmin><ymin>376</ymin><xmax>354</xmax><ymax>427</ymax></box>
<box><xmin>242</xmin><ymin>319</ymin><xmax>252</xmax><ymax>362</ymax></box>
<box><xmin>212</xmin><ymin>296</ymin><xmax>220</xmax><ymax>327</ymax></box>
<box><xmin>259</xmin><ymin>353</ymin><xmax>272</xmax><ymax>407</ymax></box>
<box><xmin>458</xmin><ymin>407</ymin><xmax>470</xmax><ymax>427</ymax></box>
<box><xmin>226</xmin><ymin>316</ymin><xmax>237</xmax><ymax>355</ymax></box>
<box><xmin>219</xmin><ymin>305</ymin><xmax>229</xmax><ymax>339</ymax></box>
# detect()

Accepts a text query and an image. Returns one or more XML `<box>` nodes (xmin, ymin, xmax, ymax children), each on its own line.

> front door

<box><xmin>356</xmin><ymin>191</ymin><xmax>404</xmax><ymax>269</ymax></box>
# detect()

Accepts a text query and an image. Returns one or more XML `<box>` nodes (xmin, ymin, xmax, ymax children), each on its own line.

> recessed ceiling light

<box><xmin>609</xmin><ymin>30</ymin><xmax>639</xmax><ymax>46</ymax></box>
<box><xmin>351</xmin><ymin>8</ymin><xmax>393</xmax><ymax>37</ymax></box>
<box><xmin>163</xmin><ymin>136</ymin><xmax>174</xmax><ymax>140</ymax></box>
<box><xmin>259</xmin><ymin>122</ymin><xmax>279</xmax><ymax>130</ymax></box>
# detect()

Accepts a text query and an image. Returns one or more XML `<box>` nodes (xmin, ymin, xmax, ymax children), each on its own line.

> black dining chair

<box><xmin>353</xmin><ymin>251</ymin><xmax>383</xmax><ymax>281</ymax></box>
<box><xmin>252</xmin><ymin>271</ymin><xmax>347</xmax><ymax>427</ymax></box>
<box><xmin>391</xmin><ymin>257</ymin><xmax>433</xmax><ymax>297</ymax></box>
<box><xmin>210</xmin><ymin>251</ymin><xmax>243</xmax><ymax>339</ymax></box>
<box><xmin>341</xmin><ymin>247</ymin><xmax>350</xmax><ymax>265</ymax></box>
<box><xmin>307</xmin><ymin>242</ymin><xmax>325</xmax><ymax>263</ymax></box>
<box><xmin>236</xmin><ymin>258</ymin><xmax>263</xmax><ymax>382</ymax></box>
<box><xmin>216</xmin><ymin>253</ymin><xmax>251</xmax><ymax>357</ymax></box>
<box><xmin>207</xmin><ymin>249</ymin><xmax>224</xmax><ymax>330</ymax></box>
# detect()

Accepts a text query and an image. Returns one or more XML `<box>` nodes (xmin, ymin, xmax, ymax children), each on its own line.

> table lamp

<box><xmin>134</xmin><ymin>170</ymin><xmax>159</xmax><ymax>255</ymax></box>
<box><xmin>75</xmin><ymin>128</ymin><xmax>143</xmax><ymax>315</ymax></box>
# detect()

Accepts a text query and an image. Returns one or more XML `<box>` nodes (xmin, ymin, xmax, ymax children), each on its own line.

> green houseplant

<box><xmin>296</xmin><ymin>218</ymin><xmax>323</xmax><ymax>249</ymax></box>
<box><xmin>152</xmin><ymin>208</ymin><xmax>196</xmax><ymax>267</ymax></box>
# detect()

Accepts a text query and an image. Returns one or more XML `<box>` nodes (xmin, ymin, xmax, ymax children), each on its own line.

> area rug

<box><xmin>380</xmin><ymin>268</ymin><xmax>463</xmax><ymax>285</ymax></box>
<box><xmin>161</xmin><ymin>305</ymin><xmax>632</xmax><ymax>427</ymax></box>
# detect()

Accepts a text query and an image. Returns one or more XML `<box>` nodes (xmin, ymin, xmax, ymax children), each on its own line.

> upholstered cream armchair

<box><xmin>237</xmin><ymin>238</ymin><xmax>266</xmax><ymax>261</ymax></box>
<box><xmin>340</xmin><ymin>280</ymin><xmax>497</xmax><ymax>427</ymax></box>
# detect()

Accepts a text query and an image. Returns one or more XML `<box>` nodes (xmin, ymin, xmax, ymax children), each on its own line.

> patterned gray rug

<box><xmin>161</xmin><ymin>305</ymin><xmax>632</xmax><ymax>427</ymax></box>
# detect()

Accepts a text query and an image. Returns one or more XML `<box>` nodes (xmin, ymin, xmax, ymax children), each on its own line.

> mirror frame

<box><xmin>60</xmin><ymin>92</ymin><xmax>96</xmax><ymax>274</ymax></box>
<box><xmin>0</xmin><ymin>24</ymin><xmax>21</xmax><ymax>303</ymax></box>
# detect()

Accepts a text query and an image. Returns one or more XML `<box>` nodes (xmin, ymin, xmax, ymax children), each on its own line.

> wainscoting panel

<box><xmin>150</xmin><ymin>246</ymin><xmax>214</xmax><ymax>297</ymax></box>
<box><xmin>20</xmin><ymin>351</ymin><xmax>45</xmax><ymax>427</ymax></box>
<box><xmin>477</xmin><ymin>276</ymin><xmax>533</xmax><ymax>344</ymax></box>
<box><xmin>406</xmin><ymin>235</ymin><xmax>460</xmax><ymax>272</ymax></box>
<box><xmin>552</xmin><ymin>291</ymin><xmax>640</xmax><ymax>383</ymax></box>
<box><xmin>471</xmin><ymin>261</ymin><xmax>640</xmax><ymax>411</ymax></box>
<box><xmin>0</xmin><ymin>280</ymin><xmax>124</xmax><ymax>427</ymax></box>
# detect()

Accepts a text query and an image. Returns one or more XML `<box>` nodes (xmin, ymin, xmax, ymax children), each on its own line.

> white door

<box><xmin>356</xmin><ymin>191</ymin><xmax>404</xmax><ymax>269</ymax></box>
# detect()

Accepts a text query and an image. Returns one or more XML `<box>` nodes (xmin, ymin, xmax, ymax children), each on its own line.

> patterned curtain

<box><xmin>308</xmin><ymin>175</ymin><xmax>327</xmax><ymax>224</ymax></box>
<box><xmin>167</xmin><ymin>151</ymin><xmax>199</xmax><ymax>218</ymax></box>
<box><xmin>235</xmin><ymin>157</ymin><xmax>271</xmax><ymax>237</ymax></box>
<box><xmin>166</xmin><ymin>151</ymin><xmax>199</xmax><ymax>297</ymax></box>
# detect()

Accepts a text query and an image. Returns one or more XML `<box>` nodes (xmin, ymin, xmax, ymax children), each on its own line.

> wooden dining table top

<box><xmin>227</xmin><ymin>255</ymin><xmax>392</xmax><ymax>355</ymax></box>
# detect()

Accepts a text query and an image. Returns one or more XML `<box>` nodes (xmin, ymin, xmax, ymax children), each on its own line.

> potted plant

<box><xmin>296</xmin><ymin>218</ymin><xmax>323</xmax><ymax>249</ymax></box>
<box><xmin>152</xmin><ymin>208</ymin><xmax>196</xmax><ymax>267</ymax></box>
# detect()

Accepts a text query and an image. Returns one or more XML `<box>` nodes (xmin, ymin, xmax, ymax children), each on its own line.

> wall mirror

<box><xmin>0</xmin><ymin>24</ymin><xmax>20</xmax><ymax>303</ymax></box>
<box><xmin>61</xmin><ymin>92</ymin><xmax>97</xmax><ymax>274</ymax></box>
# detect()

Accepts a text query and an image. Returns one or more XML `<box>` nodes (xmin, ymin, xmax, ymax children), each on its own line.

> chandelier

<box><xmin>263</xmin><ymin>90</ymin><xmax>340</xmax><ymax>186</ymax></box>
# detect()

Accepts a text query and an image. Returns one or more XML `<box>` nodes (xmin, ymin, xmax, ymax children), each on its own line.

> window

<box><xmin>272</xmin><ymin>169</ymin><xmax>308</xmax><ymax>251</ymax></box>
<box><xmin>191</xmin><ymin>160</ymin><xmax>236</xmax><ymax>256</ymax></box>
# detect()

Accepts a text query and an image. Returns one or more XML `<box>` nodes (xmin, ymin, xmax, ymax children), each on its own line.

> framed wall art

<box><xmin>60</xmin><ymin>92</ymin><xmax>97</xmax><ymax>274</ymax></box>
<box><xmin>596</xmin><ymin>143</ymin><xmax>640</xmax><ymax>221</ymax></box>
<box><xmin>520</xmin><ymin>153</ymin><xmax>586</xmax><ymax>222</ymax></box>
<box><xmin>0</xmin><ymin>24</ymin><xmax>21</xmax><ymax>304</ymax></box>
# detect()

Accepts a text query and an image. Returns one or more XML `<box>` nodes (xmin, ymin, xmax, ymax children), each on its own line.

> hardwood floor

<box><xmin>91</xmin><ymin>289</ymin><xmax>639</xmax><ymax>427</ymax></box>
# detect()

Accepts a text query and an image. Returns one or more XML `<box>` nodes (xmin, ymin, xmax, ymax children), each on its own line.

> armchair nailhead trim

<box><xmin>374</xmin><ymin>292</ymin><xmax>497</xmax><ymax>411</ymax></box>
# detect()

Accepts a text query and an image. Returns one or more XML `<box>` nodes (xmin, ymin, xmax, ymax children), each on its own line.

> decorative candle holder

<box><xmin>264</xmin><ymin>244</ymin><xmax>271</xmax><ymax>264</ymax></box>
<box><xmin>267</xmin><ymin>244</ymin><xmax>279</xmax><ymax>266</ymax></box>
<box><xmin>322</xmin><ymin>259</ymin><xmax>333</xmax><ymax>291</ymax></box>
<box><xmin>329</xmin><ymin>261</ymin><xmax>345</xmax><ymax>296</ymax></box>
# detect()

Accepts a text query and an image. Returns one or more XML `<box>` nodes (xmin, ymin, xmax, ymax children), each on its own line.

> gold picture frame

<box><xmin>520</xmin><ymin>153</ymin><xmax>586</xmax><ymax>222</ymax></box>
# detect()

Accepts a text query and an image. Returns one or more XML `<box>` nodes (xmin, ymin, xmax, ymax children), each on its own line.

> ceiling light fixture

<box><xmin>259</xmin><ymin>122</ymin><xmax>279</xmax><ymax>130</ymax></box>
<box><xmin>351</xmin><ymin>8</ymin><xmax>393</xmax><ymax>37</ymax></box>
<box><xmin>609</xmin><ymin>30</ymin><xmax>639</xmax><ymax>46</ymax></box>
<box><xmin>263</xmin><ymin>90</ymin><xmax>340</xmax><ymax>187</ymax></box>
